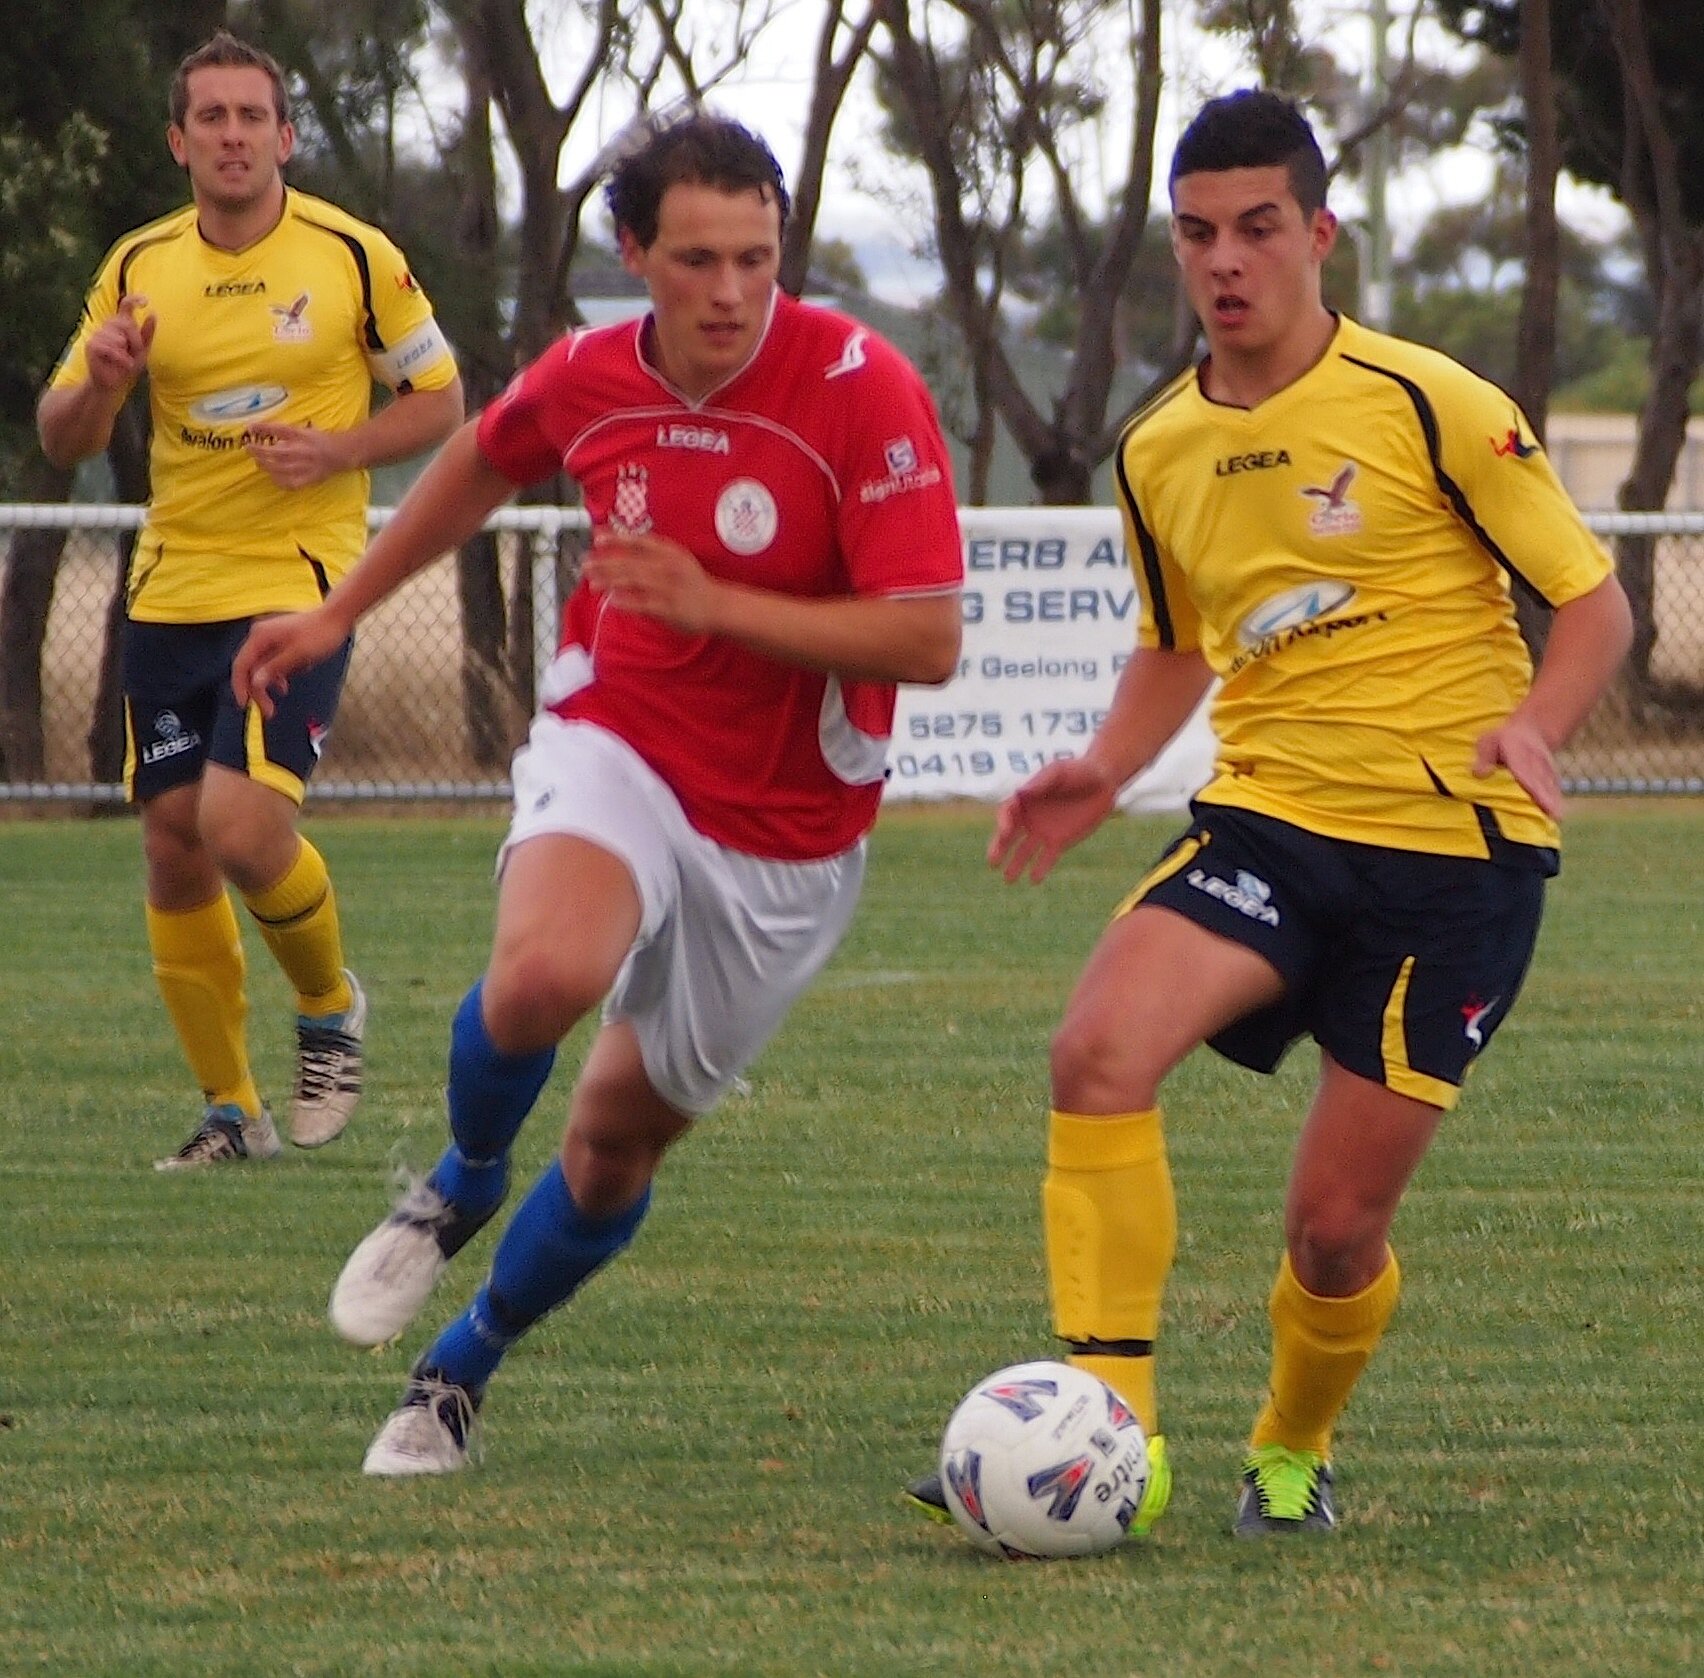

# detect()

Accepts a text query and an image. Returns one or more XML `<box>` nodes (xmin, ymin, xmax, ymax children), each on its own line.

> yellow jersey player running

<box><xmin>907</xmin><ymin>88</ymin><xmax>1631</xmax><ymax>1539</ymax></box>
<box><xmin>37</xmin><ymin>31</ymin><xmax>463</xmax><ymax>1169</ymax></box>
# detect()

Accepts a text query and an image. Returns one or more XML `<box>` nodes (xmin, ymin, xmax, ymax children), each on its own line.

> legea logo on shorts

<box><xmin>1186</xmin><ymin>866</ymin><xmax>1280</xmax><ymax>925</ymax></box>
<box><xmin>1238</xmin><ymin>579</ymin><xmax>1355</xmax><ymax>646</ymax></box>
<box><xmin>188</xmin><ymin>385</ymin><xmax>289</xmax><ymax>424</ymax></box>
<box><xmin>141</xmin><ymin>709</ymin><xmax>202</xmax><ymax>766</ymax></box>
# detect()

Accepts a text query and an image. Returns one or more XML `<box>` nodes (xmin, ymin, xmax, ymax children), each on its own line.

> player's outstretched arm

<box><xmin>582</xmin><ymin>530</ymin><xmax>961</xmax><ymax>685</ymax></box>
<box><xmin>990</xmin><ymin>647</ymin><xmax>1213</xmax><ymax>885</ymax></box>
<box><xmin>233</xmin><ymin>419</ymin><xmax>516</xmax><ymax>715</ymax></box>
<box><xmin>1472</xmin><ymin>573</ymin><xmax>1633</xmax><ymax>818</ymax></box>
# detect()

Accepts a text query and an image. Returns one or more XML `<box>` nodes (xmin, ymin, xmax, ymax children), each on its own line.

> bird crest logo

<box><xmin>270</xmin><ymin>292</ymin><xmax>312</xmax><ymax>342</ymax></box>
<box><xmin>1300</xmin><ymin>462</ymin><xmax>1362</xmax><ymax>536</ymax></box>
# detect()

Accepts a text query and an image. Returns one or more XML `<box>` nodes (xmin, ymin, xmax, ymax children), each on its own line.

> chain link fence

<box><xmin>2</xmin><ymin>504</ymin><xmax>1701</xmax><ymax>807</ymax></box>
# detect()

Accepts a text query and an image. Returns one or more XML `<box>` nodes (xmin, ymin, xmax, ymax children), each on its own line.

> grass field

<box><xmin>1</xmin><ymin>802</ymin><xmax>1698</xmax><ymax>1676</ymax></box>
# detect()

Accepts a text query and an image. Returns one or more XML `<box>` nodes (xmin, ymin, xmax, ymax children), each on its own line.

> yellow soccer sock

<box><xmin>1250</xmin><ymin>1249</ymin><xmax>1402</xmax><ymax>1457</ymax></box>
<box><xmin>241</xmin><ymin>838</ymin><xmax>352</xmax><ymax>1016</ymax></box>
<box><xmin>1044</xmin><ymin>1107</ymin><xmax>1176</xmax><ymax>1438</ymax></box>
<box><xmin>146</xmin><ymin>895</ymin><xmax>260</xmax><ymax>1115</ymax></box>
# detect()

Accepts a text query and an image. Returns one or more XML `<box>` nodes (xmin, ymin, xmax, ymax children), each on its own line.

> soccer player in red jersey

<box><xmin>234</xmin><ymin>113</ymin><xmax>964</xmax><ymax>1473</ymax></box>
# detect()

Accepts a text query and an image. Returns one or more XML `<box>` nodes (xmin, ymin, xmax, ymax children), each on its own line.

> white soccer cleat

<box><xmin>362</xmin><ymin>1372</ymin><xmax>480</xmax><ymax>1477</ymax></box>
<box><xmin>154</xmin><ymin>1103</ymin><xmax>282</xmax><ymax>1171</ymax></box>
<box><xmin>290</xmin><ymin>969</ymin><xmax>367</xmax><ymax>1148</ymax></box>
<box><xmin>328</xmin><ymin>1178</ymin><xmax>454</xmax><ymax>1346</ymax></box>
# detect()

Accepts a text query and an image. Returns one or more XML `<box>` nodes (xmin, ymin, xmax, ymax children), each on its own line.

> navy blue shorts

<box><xmin>123</xmin><ymin>618</ymin><xmax>352</xmax><ymax>806</ymax></box>
<box><xmin>1121</xmin><ymin>803</ymin><xmax>1549</xmax><ymax>1109</ymax></box>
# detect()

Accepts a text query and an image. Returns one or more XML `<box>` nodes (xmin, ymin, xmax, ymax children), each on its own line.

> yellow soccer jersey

<box><xmin>50</xmin><ymin>188</ymin><xmax>457</xmax><ymax>623</ymax></box>
<box><xmin>1115</xmin><ymin>315</ymin><xmax>1613</xmax><ymax>859</ymax></box>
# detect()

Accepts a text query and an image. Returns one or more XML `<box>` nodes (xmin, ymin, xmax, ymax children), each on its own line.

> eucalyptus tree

<box><xmin>1439</xmin><ymin>0</ymin><xmax>1704</xmax><ymax>695</ymax></box>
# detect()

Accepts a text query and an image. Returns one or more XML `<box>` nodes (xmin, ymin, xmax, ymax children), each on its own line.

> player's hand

<box><xmin>84</xmin><ymin>295</ymin><xmax>156</xmax><ymax>393</ymax></box>
<box><xmin>988</xmin><ymin>757</ymin><xmax>1120</xmax><ymax>884</ymax></box>
<box><xmin>246</xmin><ymin>422</ymin><xmax>352</xmax><ymax>489</ymax></box>
<box><xmin>1473</xmin><ymin>717</ymin><xmax>1564</xmax><ymax>819</ymax></box>
<box><xmin>582</xmin><ymin>530</ymin><xmax>719</xmax><ymax>634</ymax></box>
<box><xmin>232</xmin><ymin>607</ymin><xmax>347</xmax><ymax>718</ymax></box>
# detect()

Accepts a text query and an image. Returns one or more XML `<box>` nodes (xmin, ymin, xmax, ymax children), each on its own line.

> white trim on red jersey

<box><xmin>478</xmin><ymin>293</ymin><xmax>963</xmax><ymax>860</ymax></box>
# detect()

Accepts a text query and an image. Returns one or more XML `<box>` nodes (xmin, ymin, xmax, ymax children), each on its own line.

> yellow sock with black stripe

<box><xmin>240</xmin><ymin>839</ymin><xmax>352</xmax><ymax>1016</ymax></box>
<box><xmin>1250</xmin><ymin>1249</ymin><xmax>1401</xmax><ymax>1456</ymax></box>
<box><xmin>146</xmin><ymin>894</ymin><xmax>260</xmax><ymax>1115</ymax></box>
<box><xmin>1044</xmin><ymin>1107</ymin><xmax>1176</xmax><ymax>1437</ymax></box>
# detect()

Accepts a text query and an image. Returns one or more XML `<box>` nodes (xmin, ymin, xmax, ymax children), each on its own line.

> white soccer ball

<box><xmin>938</xmin><ymin>1360</ymin><xmax>1149</xmax><ymax>1560</ymax></box>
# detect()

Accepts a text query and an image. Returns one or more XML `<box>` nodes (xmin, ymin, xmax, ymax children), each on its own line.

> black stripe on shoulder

<box><xmin>1342</xmin><ymin>353</ymin><xmax>1544</xmax><ymax>601</ymax></box>
<box><xmin>1115</xmin><ymin>442</ymin><xmax>1174</xmax><ymax>650</ymax></box>
<box><xmin>1118</xmin><ymin>366</ymin><xmax>1194</xmax><ymax>444</ymax></box>
<box><xmin>295</xmin><ymin>208</ymin><xmax>382</xmax><ymax>350</ymax></box>
<box><xmin>116</xmin><ymin>221</ymin><xmax>191</xmax><ymax>297</ymax></box>
<box><xmin>1112</xmin><ymin>371</ymin><xmax>1194</xmax><ymax>652</ymax></box>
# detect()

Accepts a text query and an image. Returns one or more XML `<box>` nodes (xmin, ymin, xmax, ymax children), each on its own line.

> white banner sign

<box><xmin>885</xmin><ymin>508</ymin><xmax>1216</xmax><ymax>811</ymax></box>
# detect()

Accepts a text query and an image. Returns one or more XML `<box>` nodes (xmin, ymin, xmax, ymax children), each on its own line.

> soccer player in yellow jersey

<box><xmin>908</xmin><ymin>89</ymin><xmax>1632</xmax><ymax>1538</ymax></box>
<box><xmin>37</xmin><ymin>32</ymin><xmax>463</xmax><ymax>1169</ymax></box>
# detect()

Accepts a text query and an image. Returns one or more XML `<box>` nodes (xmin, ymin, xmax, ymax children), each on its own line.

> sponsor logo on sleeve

<box><xmin>1491</xmin><ymin>410</ymin><xmax>1539</xmax><ymax>458</ymax></box>
<box><xmin>859</xmin><ymin>435</ymin><xmax>943</xmax><ymax>504</ymax></box>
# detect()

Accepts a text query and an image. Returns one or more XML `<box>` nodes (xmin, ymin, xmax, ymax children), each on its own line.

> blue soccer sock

<box><xmin>427</xmin><ymin>981</ymin><xmax>555</xmax><ymax>1223</ymax></box>
<box><xmin>422</xmin><ymin>1157</ymin><xmax>651</xmax><ymax>1392</ymax></box>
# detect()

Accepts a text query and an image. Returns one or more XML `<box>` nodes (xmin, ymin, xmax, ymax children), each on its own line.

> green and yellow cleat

<box><xmin>1233</xmin><ymin>1442</ymin><xmax>1336</xmax><ymax>1538</ymax></box>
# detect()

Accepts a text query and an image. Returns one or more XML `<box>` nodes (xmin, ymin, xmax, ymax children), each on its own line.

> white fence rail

<box><xmin>2</xmin><ymin>505</ymin><xmax>1701</xmax><ymax>805</ymax></box>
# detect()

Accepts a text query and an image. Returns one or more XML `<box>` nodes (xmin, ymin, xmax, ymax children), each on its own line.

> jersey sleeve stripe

<box><xmin>298</xmin><ymin>213</ymin><xmax>382</xmax><ymax>352</ymax></box>
<box><xmin>1343</xmin><ymin>352</ymin><xmax>1547</xmax><ymax>605</ymax></box>
<box><xmin>116</xmin><ymin>228</ymin><xmax>186</xmax><ymax>297</ymax></box>
<box><xmin>1114</xmin><ymin>442</ymin><xmax>1175</xmax><ymax>649</ymax></box>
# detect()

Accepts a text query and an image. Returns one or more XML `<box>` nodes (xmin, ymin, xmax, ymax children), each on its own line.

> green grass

<box><xmin>0</xmin><ymin>803</ymin><xmax>1699</xmax><ymax>1676</ymax></box>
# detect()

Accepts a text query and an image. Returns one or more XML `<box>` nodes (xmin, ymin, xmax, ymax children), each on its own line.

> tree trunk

<box><xmin>1617</xmin><ymin>226</ymin><xmax>1703</xmax><ymax>691</ymax></box>
<box><xmin>1513</xmin><ymin>0</ymin><xmax>1559</xmax><ymax>441</ymax></box>
<box><xmin>88</xmin><ymin>403</ymin><xmax>152</xmax><ymax>793</ymax></box>
<box><xmin>1510</xmin><ymin>0</ymin><xmax>1561</xmax><ymax>659</ymax></box>
<box><xmin>780</xmin><ymin>3</ymin><xmax>878</xmax><ymax>297</ymax></box>
<box><xmin>0</xmin><ymin>454</ymin><xmax>74</xmax><ymax>782</ymax></box>
<box><xmin>1599</xmin><ymin>0</ymin><xmax>1704</xmax><ymax>693</ymax></box>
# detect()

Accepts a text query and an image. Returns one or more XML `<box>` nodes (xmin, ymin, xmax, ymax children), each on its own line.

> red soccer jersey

<box><xmin>476</xmin><ymin>293</ymin><xmax>963</xmax><ymax>859</ymax></box>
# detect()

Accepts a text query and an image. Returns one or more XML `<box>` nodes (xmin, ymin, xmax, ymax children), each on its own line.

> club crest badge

<box><xmin>611</xmin><ymin>463</ymin><xmax>652</xmax><ymax>536</ymax></box>
<box><xmin>714</xmin><ymin>478</ymin><xmax>778</xmax><ymax>556</ymax></box>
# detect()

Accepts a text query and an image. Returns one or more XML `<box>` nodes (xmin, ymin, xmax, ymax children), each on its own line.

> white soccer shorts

<box><xmin>501</xmin><ymin>717</ymin><xmax>866</xmax><ymax>1114</ymax></box>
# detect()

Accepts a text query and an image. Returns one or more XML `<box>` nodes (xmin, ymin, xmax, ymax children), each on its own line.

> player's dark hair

<box><xmin>171</xmin><ymin>30</ymin><xmax>291</xmax><ymax>128</ymax></box>
<box><xmin>604</xmin><ymin>111</ymin><xmax>790</xmax><ymax>249</ymax></box>
<box><xmin>1169</xmin><ymin>89</ymin><xmax>1328</xmax><ymax>215</ymax></box>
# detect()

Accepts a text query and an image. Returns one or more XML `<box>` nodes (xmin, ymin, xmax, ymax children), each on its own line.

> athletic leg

<box><xmin>1046</xmin><ymin>903</ymin><xmax>1284</xmax><ymax>1436</ymax></box>
<box><xmin>1237</xmin><ymin>1055</ymin><xmax>1438</xmax><ymax>1536</ymax></box>
<box><xmin>329</xmin><ymin>834</ymin><xmax>641</xmax><ymax>1346</ymax></box>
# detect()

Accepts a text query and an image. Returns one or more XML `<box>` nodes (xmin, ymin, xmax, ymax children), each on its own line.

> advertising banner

<box><xmin>886</xmin><ymin>508</ymin><xmax>1216</xmax><ymax>812</ymax></box>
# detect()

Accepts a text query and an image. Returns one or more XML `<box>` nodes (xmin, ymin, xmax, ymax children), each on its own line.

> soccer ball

<box><xmin>938</xmin><ymin>1360</ymin><xmax>1149</xmax><ymax>1560</ymax></box>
